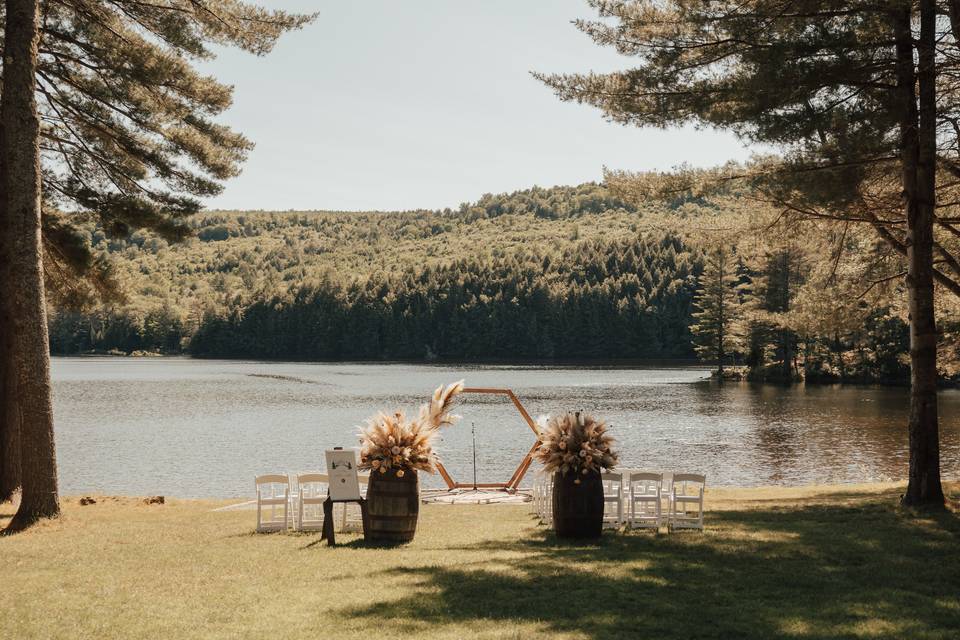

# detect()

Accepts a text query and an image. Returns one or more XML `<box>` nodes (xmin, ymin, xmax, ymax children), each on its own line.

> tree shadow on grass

<box><xmin>340</xmin><ymin>498</ymin><xmax>960</xmax><ymax>640</ymax></box>
<box><xmin>719</xmin><ymin>487</ymin><xmax>907</xmax><ymax>507</ymax></box>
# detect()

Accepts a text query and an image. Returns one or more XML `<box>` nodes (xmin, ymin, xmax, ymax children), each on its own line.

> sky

<box><xmin>201</xmin><ymin>0</ymin><xmax>753</xmax><ymax>212</ymax></box>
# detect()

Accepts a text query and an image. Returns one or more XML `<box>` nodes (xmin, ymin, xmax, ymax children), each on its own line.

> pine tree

<box><xmin>538</xmin><ymin>0</ymin><xmax>953</xmax><ymax>508</ymax></box>
<box><xmin>736</xmin><ymin>245</ymin><xmax>805</xmax><ymax>382</ymax></box>
<box><xmin>0</xmin><ymin>116</ymin><xmax>17</xmax><ymax>503</ymax></box>
<box><xmin>2</xmin><ymin>0</ymin><xmax>58</xmax><ymax>531</ymax></box>
<box><xmin>690</xmin><ymin>244</ymin><xmax>741</xmax><ymax>374</ymax></box>
<box><xmin>0</xmin><ymin>0</ymin><xmax>312</xmax><ymax>530</ymax></box>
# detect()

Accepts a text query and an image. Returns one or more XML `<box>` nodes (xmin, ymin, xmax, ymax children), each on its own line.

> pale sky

<box><xmin>202</xmin><ymin>0</ymin><xmax>752</xmax><ymax>212</ymax></box>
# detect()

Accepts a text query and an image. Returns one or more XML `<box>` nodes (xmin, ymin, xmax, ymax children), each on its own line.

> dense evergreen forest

<box><xmin>189</xmin><ymin>234</ymin><xmax>698</xmax><ymax>360</ymax></box>
<box><xmin>47</xmin><ymin>183</ymin><xmax>943</xmax><ymax>383</ymax></box>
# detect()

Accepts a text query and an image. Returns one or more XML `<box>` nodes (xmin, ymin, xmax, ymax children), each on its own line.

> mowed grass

<box><xmin>2</xmin><ymin>483</ymin><xmax>959</xmax><ymax>640</ymax></box>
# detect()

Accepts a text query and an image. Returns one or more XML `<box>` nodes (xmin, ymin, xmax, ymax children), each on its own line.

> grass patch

<box><xmin>1</xmin><ymin>484</ymin><xmax>959</xmax><ymax>639</ymax></box>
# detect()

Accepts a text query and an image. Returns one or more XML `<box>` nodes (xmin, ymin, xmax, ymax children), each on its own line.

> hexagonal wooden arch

<box><xmin>435</xmin><ymin>387</ymin><xmax>541</xmax><ymax>493</ymax></box>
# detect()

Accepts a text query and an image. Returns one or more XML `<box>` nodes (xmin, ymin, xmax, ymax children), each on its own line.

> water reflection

<box><xmin>51</xmin><ymin>358</ymin><xmax>960</xmax><ymax>498</ymax></box>
<box><xmin>690</xmin><ymin>382</ymin><xmax>950</xmax><ymax>486</ymax></box>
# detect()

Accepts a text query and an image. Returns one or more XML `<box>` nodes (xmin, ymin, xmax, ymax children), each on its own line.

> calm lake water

<box><xmin>51</xmin><ymin>357</ymin><xmax>960</xmax><ymax>498</ymax></box>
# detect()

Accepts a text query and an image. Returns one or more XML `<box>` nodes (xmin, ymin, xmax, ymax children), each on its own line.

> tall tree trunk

<box><xmin>0</xmin><ymin>121</ymin><xmax>21</xmax><ymax>504</ymax></box>
<box><xmin>897</xmin><ymin>2</ymin><xmax>945</xmax><ymax>508</ymax></box>
<box><xmin>781</xmin><ymin>252</ymin><xmax>793</xmax><ymax>382</ymax></box>
<box><xmin>2</xmin><ymin>0</ymin><xmax>60</xmax><ymax>531</ymax></box>
<box><xmin>717</xmin><ymin>247</ymin><xmax>725</xmax><ymax>375</ymax></box>
<box><xmin>0</xmin><ymin>359</ymin><xmax>19</xmax><ymax>504</ymax></box>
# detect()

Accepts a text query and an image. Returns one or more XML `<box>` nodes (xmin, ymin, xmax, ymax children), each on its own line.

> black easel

<box><xmin>319</xmin><ymin>495</ymin><xmax>368</xmax><ymax>547</ymax></box>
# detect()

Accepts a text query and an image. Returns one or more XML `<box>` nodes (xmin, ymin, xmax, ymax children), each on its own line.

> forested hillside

<box><xmin>189</xmin><ymin>234</ymin><xmax>698</xmax><ymax>360</ymax></box>
<box><xmin>49</xmin><ymin>184</ymin><xmax>703</xmax><ymax>360</ymax></box>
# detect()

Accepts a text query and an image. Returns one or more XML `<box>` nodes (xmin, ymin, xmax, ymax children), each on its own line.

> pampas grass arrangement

<box><xmin>534</xmin><ymin>411</ymin><xmax>618</xmax><ymax>483</ymax></box>
<box><xmin>358</xmin><ymin>380</ymin><xmax>464</xmax><ymax>476</ymax></box>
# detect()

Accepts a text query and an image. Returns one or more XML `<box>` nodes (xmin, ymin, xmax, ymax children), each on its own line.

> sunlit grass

<box><xmin>1</xmin><ymin>483</ymin><xmax>958</xmax><ymax>639</ymax></box>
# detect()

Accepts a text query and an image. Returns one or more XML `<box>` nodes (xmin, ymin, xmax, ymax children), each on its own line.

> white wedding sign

<box><xmin>325</xmin><ymin>448</ymin><xmax>362</xmax><ymax>501</ymax></box>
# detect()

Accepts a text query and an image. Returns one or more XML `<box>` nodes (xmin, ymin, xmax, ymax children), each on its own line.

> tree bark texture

<box><xmin>0</xmin><ymin>121</ymin><xmax>21</xmax><ymax>504</ymax></box>
<box><xmin>2</xmin><ymin>0</ymin><xmax>60</xmax><ymax>530</ymax></box>
<box><xmin>896</xmin><ymin>1</ymin><xmax>945</xmax><ymax>508</ymax></box>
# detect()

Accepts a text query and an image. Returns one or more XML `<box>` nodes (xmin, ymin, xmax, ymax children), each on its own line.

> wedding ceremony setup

<box><xmin>252</xmin><ymin>381</ymin><xmax>707</xmax><ymax>542</ymax></box>
<box><xmin>3</xmin><ymin>0</ymin><xmax>960</xmax><ymax>637</ymax></box>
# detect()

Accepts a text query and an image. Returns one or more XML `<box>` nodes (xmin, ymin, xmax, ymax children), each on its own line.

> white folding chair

<box><xmin>537</xmin><ymin>472</ymin><xmax>547</xmax><ymax>521</ymax></box>
<box><xmin>660</xmin><ymin>471</ymin><xmax>674</xmax><ymax>518</ymax></box>
<box><xmin>628</xmin><ymin>471</ymin><xmax>662</xmax><ymax>530</ymax></box>
<box><xmin>530</xmin><ymin>471</ymin><xmax>541</xmax><ymax>518</ymax></box>
<box><xmin>531</xmin><ymin>469</ymin><xmax>553</xmax><ymax>525</ymax></box>
<box><xmin>601</xmin><ymin>471</ymin><xmax>624</xmax><ymax>528</ymax></box>
<box><xmin>530</xmin><ymin>475</ymin><xmax>540</xmax><ymax>517</ymax></box>
<box><xmin>544</xmin><ymin>474</ymin><xmax>555</xmax><ymax>525</ymax></box>
<box><xmin>296</xmin><ymin>473</ymin><xmax>329</xmax><ymax>531</ymax></box>
<box><xmin>669</xmin><ymin>473</ymin><xmax>705</xmax><ymax>531</ymax></box>
<box><xmin>255</xmin><ymin>474</ymin><xmax>290</xmax><ymax>532</ymax></box>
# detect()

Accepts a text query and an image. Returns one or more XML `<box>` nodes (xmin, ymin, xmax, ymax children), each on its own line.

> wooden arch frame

<box><xmin>435</xmin><ymin>387</ymin><xmax>541</xmax><ymax>493</ymax></box>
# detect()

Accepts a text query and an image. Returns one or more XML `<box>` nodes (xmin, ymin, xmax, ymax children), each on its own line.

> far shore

<box><xmin>50</xmin><ymin>352</ymin><xmax>708</xmax><ymax>368</ymax></box>
<box><xmin>51</xmin><ymin>353</ymin><xmax>960</xmax><ymax>387</ymax></box>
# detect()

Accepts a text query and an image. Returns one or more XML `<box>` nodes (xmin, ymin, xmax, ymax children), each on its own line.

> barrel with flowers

<box><xmin>534</xmin><ymin>411</ymin><xmax>618</xmax><ymax>539</ymax></box>
<box><xmin>358</xmin><ymin>380</ymin><xmax>463</xmax><ymax>543</ymax></box>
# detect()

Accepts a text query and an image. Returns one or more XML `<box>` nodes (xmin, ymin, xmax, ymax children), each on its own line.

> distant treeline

<box><xmin>187</xmin><ymin>235</ymin><xmax>699</xmax><ymax>360</ymax></box>
<box><xmin>49</xmin><ymin>306</ymin><xmax>186</xmax><ymax>356</ymax></box>
<box><xmin>48</xmin><ymin>184</ymin><xmax>709</xmax><ymax>360</ymax></box>
<box><xmin>51</xmin><ymin>235</ymin><xmax>701</xmax><ymax>360</ymax></box>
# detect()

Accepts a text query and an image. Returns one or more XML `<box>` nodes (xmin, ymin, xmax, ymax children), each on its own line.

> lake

<box><xmin>51</xmin><ymin>357</ymin><xmax>960</xmax><ymax>498</ymax></box>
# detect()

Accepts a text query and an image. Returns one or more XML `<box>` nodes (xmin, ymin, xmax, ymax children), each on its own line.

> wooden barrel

<box><xmin>366</xmin><ymin>468</ymin><xmax>419</xmax><ymax>543</ymax></box>
<box><xmin>552</xmin><ymin>470</ymin><xmax>603</xmax><ymax>539</ymax></box>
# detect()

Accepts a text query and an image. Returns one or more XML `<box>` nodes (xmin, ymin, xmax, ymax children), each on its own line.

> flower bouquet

<box><xmin>358</xmin><ymin>379</ymin><xmax>464</xmax><ymax>476</ymax></box>
<box><xmin>357</xmin><ymin>380</ymin><xmax>464</xmax><ymax>543</ymax></box>
<box><xmin>533</xmin><ymin>411</ymin><xmax>618</xmax><ymax>538</ymax></box>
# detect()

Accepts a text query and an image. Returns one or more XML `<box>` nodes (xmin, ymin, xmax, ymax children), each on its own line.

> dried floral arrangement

<box><xmin>358</xmin><ymin>380</ymin><xmax>464</xmax><ymax>476</ymax></box>
<box><xmin>534</xmin><ymin>411</ymin><xmax>618</xmax><ymax>481</ymax></box>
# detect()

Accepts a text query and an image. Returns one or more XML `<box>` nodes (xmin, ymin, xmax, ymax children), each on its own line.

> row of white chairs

<box><xmin>531</xmin><ymin>470</ymin><xmax>706</xmax><ymax>531</ymax></box>
<box><xmin>255</xmin><ymin>473</ymin><xmax>368</xmax><ymax>533</ymax></box>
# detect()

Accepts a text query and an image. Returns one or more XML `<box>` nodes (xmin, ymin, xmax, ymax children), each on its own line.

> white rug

<box><xmin>420</xmin><ymin>488</ymin><xmax>531</xmax><ymax>505</ymax></box>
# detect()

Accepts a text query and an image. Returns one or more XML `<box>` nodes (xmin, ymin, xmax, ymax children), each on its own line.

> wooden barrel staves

<box><xmin>366</xmin><ymin>468</ymin><xmax>419</xmax><ymax>543</ymax></box>
<box><xmin>552</xmin><ymin>469</ymin><xmax>603</xmax><ymax>539</ymax></box>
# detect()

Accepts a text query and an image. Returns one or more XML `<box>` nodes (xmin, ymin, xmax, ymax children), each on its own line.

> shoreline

<box><xmin>23</xmin><ymin>480</ymin><xmax>957</xmax><ymax>510</ymax></box>
<box><xmin>51</xmin><ymin>352</ymin><xmax>709</xmax><ymax>368</ymax></box>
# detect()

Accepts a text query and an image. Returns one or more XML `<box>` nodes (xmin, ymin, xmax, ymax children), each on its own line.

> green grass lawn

<box><xmin>2</xmin><ymin>484</ymin><xmax>959</xmax><ymax>639</ymax></box>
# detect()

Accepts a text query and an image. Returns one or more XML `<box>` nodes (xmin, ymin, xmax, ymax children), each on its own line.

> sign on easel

<box><xmin>325</xmin><ymin>448</ymin><xmax>362</xmax><ymax>501</ymax></box>
<box><xmin>320</xmin><ymin>447</ymin><xmax>368</xmax><ymax>546</ymax></box>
